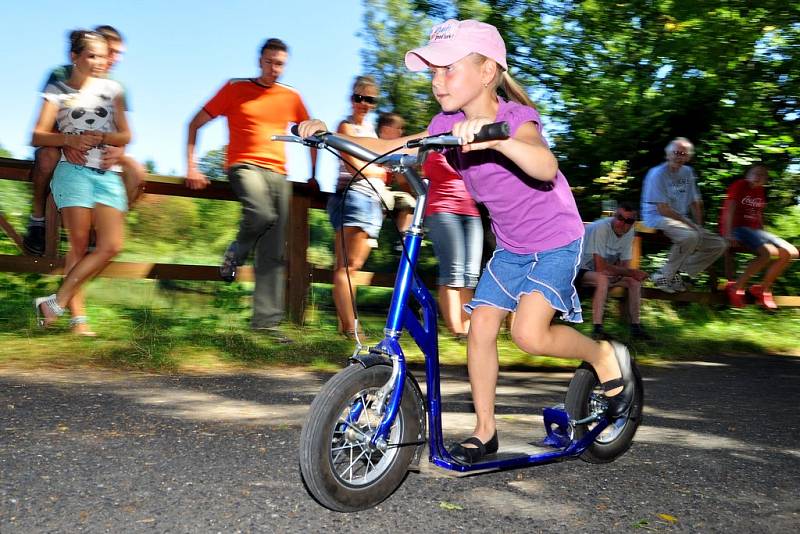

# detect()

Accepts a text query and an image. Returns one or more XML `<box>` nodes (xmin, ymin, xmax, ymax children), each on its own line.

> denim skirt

<box><xmin>465</xmin><ymin>238</ymin><xmax>583</xmax><ymax>323</ymax></box>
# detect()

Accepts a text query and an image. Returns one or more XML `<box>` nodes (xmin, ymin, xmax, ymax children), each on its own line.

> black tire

<box><xmin>299</xmin><ymin>364</ymin><xmax>423</xmax><ymax>512</ymax></box>
<box><xmin>565</xmin><ymin>362</ymin><xmax>644</xmax><ymax>464</ymax></box>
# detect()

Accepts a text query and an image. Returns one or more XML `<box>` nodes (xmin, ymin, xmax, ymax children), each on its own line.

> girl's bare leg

<box><xmin>332</xmin><ymin>226</ymin><xmax>373</xmax><ymax>334</ymax></box>
<box><xmin>511</xmin><ymin>292</ymin><xmax>622</xmax><ymax>394</ymax></box>
<box><xmin>459</xmin><ymin>287</ymin><xmax>474</xmax><ymax>333</ymax></box>
<box><xmin>735</xmin><ymin>245</ymin><xmax>771</xmax><ymax>289</ymax></box>
<box><xmin>438</xmin><ymin>285</ymin><xmax>468</xmax><ymax>335</ymax></box>
<box><xmin>53</xmin><ymin>204</ymin><xmax>124</xmax><ymax>309</ymax></box>
<box><xmin>464</xmin><ymin>305</ymin><xmax>508</xmax><ymax>444</ymax></box>
<box><xmin>762</xmin><ymin>243</ymin><xmax>798</xmax><ymax>291</ymax></box>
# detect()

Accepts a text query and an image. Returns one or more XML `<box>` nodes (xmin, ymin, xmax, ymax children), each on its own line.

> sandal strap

<box><xmin>601</xmin><ymin>377</ymin><xmax>625</xmax><ymax>392</ymax></box>
<box><xmin>41</xmin><ymin>294</ymin><xmax>65</xmax><ymax>317</ymax></box>
<box><xmin>69</xmin><ymin>316</ymin><xmax>88</xmax><ymax>326</ymax></box>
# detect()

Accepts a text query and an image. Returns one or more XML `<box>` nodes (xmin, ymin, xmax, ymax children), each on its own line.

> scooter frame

<box><xmin>276</xmin><ymin>128</ymin><xmax>617</xmax><ymax>474</ymax></box>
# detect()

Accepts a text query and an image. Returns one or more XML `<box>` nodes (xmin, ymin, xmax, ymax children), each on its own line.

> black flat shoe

<box><xmin>448</xmin><ymin>432</ymin><xmax>499</xmax><ymax>465</ymax></box>
<box><xmin>601</xmin><ymin>341</ymin><xmax>635</xmax><ymax>419</ymax></box>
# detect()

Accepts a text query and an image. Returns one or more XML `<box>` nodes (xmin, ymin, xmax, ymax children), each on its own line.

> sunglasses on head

<box><xmin>352</xmin><ymin>94</ymin><xmax>377</xmax><ymax>105</ymax></box>
<box><xmin>616</xmin><ymin>214</ymin><xmax>636</xmax><ymax>225</ymax></box>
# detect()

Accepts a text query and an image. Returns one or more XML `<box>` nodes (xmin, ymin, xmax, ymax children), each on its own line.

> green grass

<box><xmin>2</xmin><ymin>274</ymin><xmax>798</xmax><ymax>373</ymax></box>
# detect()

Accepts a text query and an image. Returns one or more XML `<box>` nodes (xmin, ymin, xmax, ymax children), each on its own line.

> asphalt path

<box><xmin>1</xmin><ymin>352</ymin><xmax>798</xmax><ymax>533</ymax></box>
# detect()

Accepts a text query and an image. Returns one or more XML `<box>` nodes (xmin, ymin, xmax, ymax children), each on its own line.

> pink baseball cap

<box><xmin>405</xmin><ymin>19</ymin><xmax>508</xmax><ymax>72</ymax></box>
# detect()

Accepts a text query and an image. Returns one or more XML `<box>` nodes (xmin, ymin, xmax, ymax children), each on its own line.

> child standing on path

<box><xmin>298</xmin><ymin>19</ymin><xmax>636</xmax><ymax>465</ymax></box>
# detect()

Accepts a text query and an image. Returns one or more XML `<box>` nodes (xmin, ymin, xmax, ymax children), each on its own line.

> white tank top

<box><xmin>336</xmin><ymin>116</ymin><xmax>386</xmax><ymax>199</ymax></box>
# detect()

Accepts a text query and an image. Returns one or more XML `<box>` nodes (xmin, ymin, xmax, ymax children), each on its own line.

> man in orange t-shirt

<box><xmin>185</xmin><ymin>38</ymin><xmax>316</xmax><ymax>333</ymax></box>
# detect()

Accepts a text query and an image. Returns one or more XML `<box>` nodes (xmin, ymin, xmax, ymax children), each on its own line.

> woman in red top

<box><xmin>721</xmin><ymin>164</ymin><xmax>798</xmax><ymax>308</ymax></box>
<box><xmin>422</xmin><ymin>152</ymin><xmax>483</xmax><ymax>339</ymax></box>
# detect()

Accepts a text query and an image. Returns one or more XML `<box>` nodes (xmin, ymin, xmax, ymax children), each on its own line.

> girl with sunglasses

<box><xmin>299</xmin><ymin>19</ymin><xmax>636</xmax><ymax>464</ymax></box>
<box><xmin>326</xmin><ymin>75</ymin><xmax>386</xmax><ymax>340</ymax></box>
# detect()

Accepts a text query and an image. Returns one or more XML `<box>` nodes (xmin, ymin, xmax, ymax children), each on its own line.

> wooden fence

<box><xmin>0</xmin><ymin>157</ymin><xmax>423</xmax><ymax>323</ymax></box>
<box><xmin>1</xmin><ymin>157</ymin><xmax>797</xmax><ymax>318</ymax></box>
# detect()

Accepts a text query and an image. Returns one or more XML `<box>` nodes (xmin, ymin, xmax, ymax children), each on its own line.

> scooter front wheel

<box><xmin>565</xmin><ymin>362</ymin><xmax>644</xmax><ymax>464</ymax></box>
<box><xmin>299</xmin><ymin>364</ymin><xmax>423</xmax><ymax>512</ymax></box>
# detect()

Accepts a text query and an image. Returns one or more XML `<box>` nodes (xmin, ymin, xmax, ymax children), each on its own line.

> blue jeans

<box><xmin>426</xmin><ymin>212</ymin><xmax>483</xmax><ymax>288</ymax></box>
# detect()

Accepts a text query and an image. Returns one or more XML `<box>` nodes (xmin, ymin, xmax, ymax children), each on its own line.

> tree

<box><xmin>198</xmin><ymin>147</ymin><xmax>228</xmax><ymax>181</ymax></box>
<box><xmin>361</xmin><ymin>0</ymin><xmax>445</xmax><ymax>132</ymax></box>
<box><xmin>361</xmin><ymin>1</ymin><xmax>800</xmax><ymax>220</ymax></box>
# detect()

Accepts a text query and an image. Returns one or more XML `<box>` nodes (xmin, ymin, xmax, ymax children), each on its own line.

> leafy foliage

<box><xmin>361</xmin><ymin>0</ymin><xmax>800</xmax><ymax>221</ymax></box>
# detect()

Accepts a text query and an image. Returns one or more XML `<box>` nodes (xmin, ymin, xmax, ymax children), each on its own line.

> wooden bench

<box><xmin>631</xmin><ymin>222</ymin><xmax>799</xmax><ymax>307</ymax></box>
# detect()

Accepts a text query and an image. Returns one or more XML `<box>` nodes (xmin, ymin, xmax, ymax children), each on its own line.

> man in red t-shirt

<box><xmin>185</xmin><ymin>38</ymin><xmax>316</xmax><ymax>333</ymax></box>
<box><xmin>721</xmin><ymin>164</ymin><xmax>798</xmax><ymax>308</ymax></box>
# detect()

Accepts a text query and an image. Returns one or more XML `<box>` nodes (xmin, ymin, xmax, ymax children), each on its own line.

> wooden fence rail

<box><xmin>1</xmin><ymin>157</ymin><xmax>797</xmax><ymax>318</ymax></box>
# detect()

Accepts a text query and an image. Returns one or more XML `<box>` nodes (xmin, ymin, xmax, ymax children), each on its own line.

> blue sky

<box><xmin>0</xmin><ymin>0</ymin><xmax>373</xmax><ymax>191</ymax></box>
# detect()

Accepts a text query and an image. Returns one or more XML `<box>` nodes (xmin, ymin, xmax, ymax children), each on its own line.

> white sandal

<box><xmin>33</xmin><ymin>294</ymin><xmax>64</xmax><ymax>328</ymax></box>
<box><xmin>70</xmin><ymin>316</ymin><xmax>97</xmax><ymax>337</ymax></box>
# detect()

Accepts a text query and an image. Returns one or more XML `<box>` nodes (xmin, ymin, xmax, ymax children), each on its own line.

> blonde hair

<box><xmin>471</xmin><ymin>54</ymin><xmax>535</xmax><ymax>109</ymax></box>
<box><xmin>352</xmin><ymin>75</ymin><xmax>378</xmax><ymax>95</ymax></box>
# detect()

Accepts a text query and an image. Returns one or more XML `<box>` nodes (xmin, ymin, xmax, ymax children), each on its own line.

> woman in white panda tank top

<box><xmin>31</xmin><ymin>30</ymin><xmax>131</xmax><ymax>335</ymax></box>
<box><xmin>326</xmin><ymin>75</ymin><xmax>388</xmax><ymax>339</ymax></box>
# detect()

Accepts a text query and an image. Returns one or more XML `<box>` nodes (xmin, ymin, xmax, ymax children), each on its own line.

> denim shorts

<box><xmin>327</xmin><ymin>190</ymin><xmax>384</xmax><ymax>239</ymax></box>
<box><xmin>426</xmin><ymin>212</ymin><xmax>483</xmax><ymax>288</ymax></box>
<box><xmin>381</xmin><ymin>190</ymin><xmax>417</xmax><ymax>211</ymax></box>
<box><xmin>51</xmin><ymin>162</ymin><xmax>127</xmax><ymax>212</ymax></box>
<box><xmin>466</xmin><ymin>238</ymin><xmax>584</xmax><ymax>323</ymax></box>
<box><xmin>733</xmin><ymin>227</ymin><xmax>793</xmax><ymax>252</ymax></box>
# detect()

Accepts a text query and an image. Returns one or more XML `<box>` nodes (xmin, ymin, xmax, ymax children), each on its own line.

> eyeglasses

<box><xmin>352</xmin><ymin>94</ymin><xmax>377</xmax><ymax>105</ymax></box>
<box><xmin>672</xmin><ymin>150</ymin><xmax>690</xmax><ymax>156</ymax></box>
<box><xmin>616</xmin><ymin>214</ymin><xmax>636</xmax><ymax>225</ymax></box>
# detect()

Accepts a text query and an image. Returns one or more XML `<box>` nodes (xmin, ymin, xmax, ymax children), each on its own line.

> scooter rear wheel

<box><xmin>299</xmin><ymin>364</ymin><xmax>423</xmax><ymax>512</ymax></box>
<box><xmin>565</xmin><ymin>362</ymin><xmax>644</xmax><ymax>464</ymax></box>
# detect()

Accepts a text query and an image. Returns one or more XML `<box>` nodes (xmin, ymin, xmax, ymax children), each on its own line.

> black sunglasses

<box><xmin>352</xmin><ymin>94</ymin><xmax>377</xmax><ymax>105</ymax></box>
<box><xmin>616</xmin><ymin>214</ymin><xmax>636</xmax><ymax>225</ymax></box>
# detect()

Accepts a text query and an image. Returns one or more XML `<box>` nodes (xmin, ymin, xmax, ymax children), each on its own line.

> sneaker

<box><xmin>591</xmin><ymin>325</ymin><xmax>609</xmax><ymax>341</ymax></box>
<box><xmin>669</xmin><ymin>273</ymin><xmax>687</xmax><ymax>292</ymax></box>
<box><xmin>219</xmin><ymin>242</ymin><xmax>239</xmax><ymax>283</ymax></box>
<box><xmin>22</xmin><ymin>223</ymin><xmax>45</xmax><ymax>256</ymax></box>
<box><xmin>253</xmin><ymin>325</ymin><xmax>293</xmax><ymax>344</ymax></box>
<box><xmin>651</xmin><ymin>271</ymin><xmax>676</xmax><ymax>294</ymax></box>
<box><xmin>750</xmin><ymin>285</ymin><xmax>777</xmax><ymax>310</ymax></box>
<box><xmin>726</xmin><ymin>283</ymin><xmax>746</xmax><ymax>308</ymax></box>
<box><xmin>629</xmin><ymin>325</ymin><xmax>654</xmax><ymax>341</ymax></box>
<box><xmin>760</xmin><ymin>291</ymin><xmax>778</xmax><ymax>310</ymax></box>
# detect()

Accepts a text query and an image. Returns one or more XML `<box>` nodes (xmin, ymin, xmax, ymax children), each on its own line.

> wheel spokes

<box><xmin>328</xmin><ymin>387</ymin><xmax>401</xmax><ymax>486</ymax></box>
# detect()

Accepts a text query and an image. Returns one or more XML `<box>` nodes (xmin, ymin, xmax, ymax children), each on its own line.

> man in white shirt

<box><xmin>640</xmin><ymin>137</ymin><xmax>727</xmax><ymax>292</ymax></box>
<box><xmin>576</xmin><ymin>202</ymin><xmax>651</xmax><ymax>340</ymax></box>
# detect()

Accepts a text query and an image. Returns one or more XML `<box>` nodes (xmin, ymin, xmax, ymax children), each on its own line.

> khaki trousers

<box><xmin>656</xmin><ymin>218</ymin><xmax>727</xmax><ymax>277</ymax></box>
<box><xmin>227</xmin><ymin>163</ymin><xmax>291</xmax><ymax>328</ymax></box>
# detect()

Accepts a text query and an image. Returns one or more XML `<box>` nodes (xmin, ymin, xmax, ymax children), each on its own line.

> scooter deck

<box><xmin>423</xmin><ymin>439</ymin><xmax>569</xmax><ymax>477</ymax></box>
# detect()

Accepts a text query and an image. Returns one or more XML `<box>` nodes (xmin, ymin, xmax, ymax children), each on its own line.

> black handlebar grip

<box><xmin>290</xmin><ymin>124</ymin><xmax>328</xmax><ymax>138</ymax></box>
<box><xmin>472</xmin><ymin>121</ymin><xmax>510</xmax><ymax>143</ymax></box>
